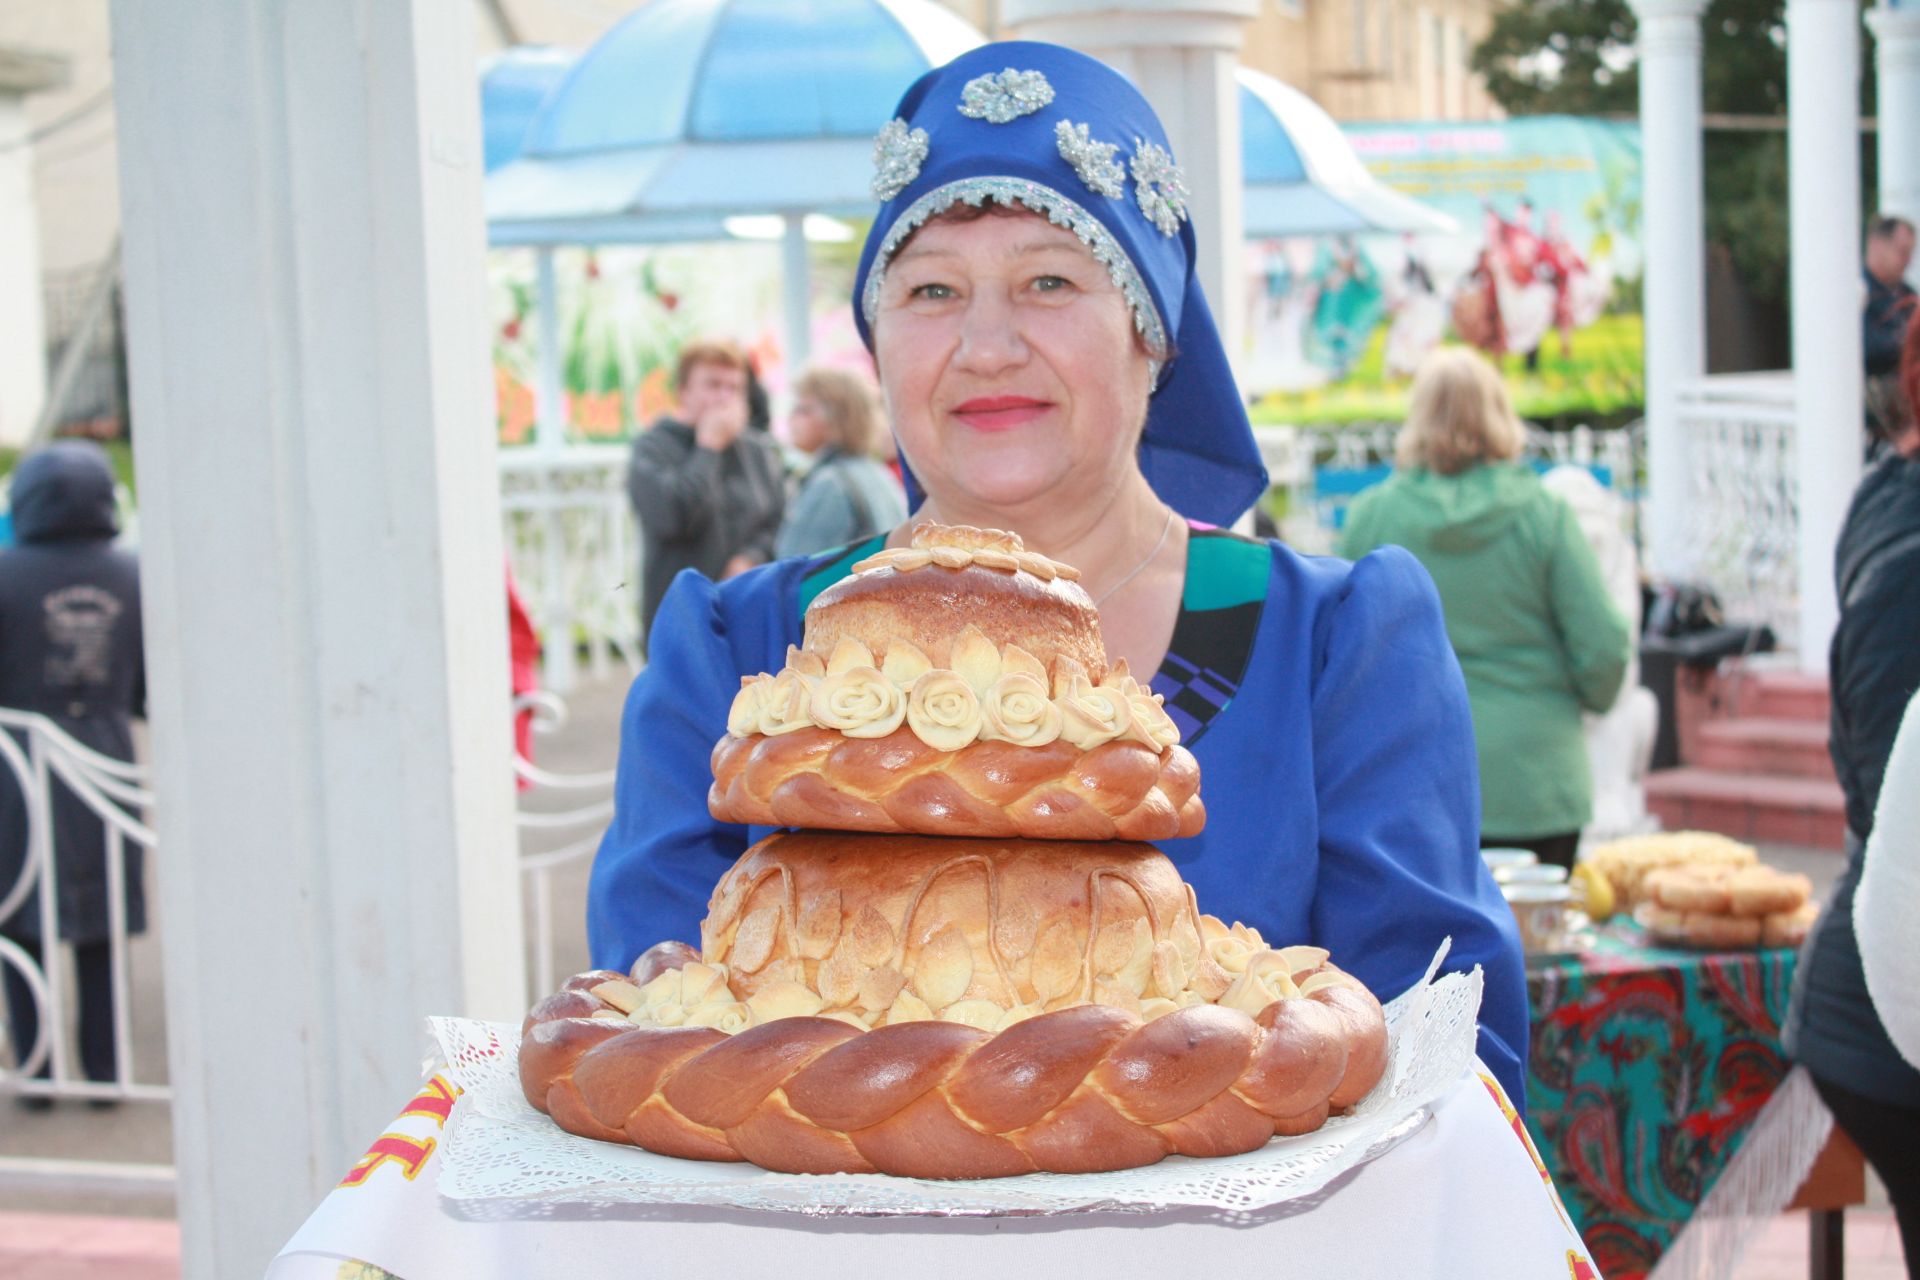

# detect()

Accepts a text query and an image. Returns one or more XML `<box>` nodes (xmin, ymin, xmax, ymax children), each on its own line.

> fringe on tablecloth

<box><xmin>1647</xmin><ymin>1065</ymin><xmax>1834</xmax><ymax>1280</ymax></box>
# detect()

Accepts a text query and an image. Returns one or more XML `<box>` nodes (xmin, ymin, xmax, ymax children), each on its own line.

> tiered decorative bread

<box><xmin>522</xmin><ymin>523</ymin><xmax>1390</xmax><ymax>1178</ymax></box>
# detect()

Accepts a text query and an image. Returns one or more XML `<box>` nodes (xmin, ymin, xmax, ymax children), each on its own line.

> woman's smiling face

<box><xmin>871</xmin><ymin>206</ymin><xmax>1155</xmax><ymax>514</ymax></box>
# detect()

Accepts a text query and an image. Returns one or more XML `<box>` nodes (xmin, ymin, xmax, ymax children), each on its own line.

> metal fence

<box><xmin>40</xmin><ymin>260</ymin><xmax>129</xmax><ymax>441</ymax></box>
<box><xmin>499</xmin><ymin>445</ymin><xmax>643</xmax><ymax>694</ymax></box>
<box><xmin>0</xmin><ymin>696</ymin><xmax>621</xmax><ymax>1196</ymax></box>
<box><xmin>1263</xmin><ymin>418</ymin><xmax>1647</xmax><ymax>555</ymax></box>
<box><xmin>1674</xmin><ymin>374</ymin><xmax>1799</xmax><ymax>649</ymax></box>
<box><xmin>0</xmin><ymin>711</ymin><xmax>160</xmax><ymax>1105</ymax></box>
<box><xmin>512</xmin><ymin>691</ymin><xmax>616</xmax><ymax>1000</ymax></box>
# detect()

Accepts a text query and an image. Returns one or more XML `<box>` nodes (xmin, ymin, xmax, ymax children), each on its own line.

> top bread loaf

<box><xmin>708</xmin><ymin>523</ymin><xmax>1205</xmax><ymax>841</ymax></box>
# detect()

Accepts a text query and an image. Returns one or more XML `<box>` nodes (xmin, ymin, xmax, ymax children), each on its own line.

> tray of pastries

<box><xmin>1633</xmin><ymin>862</ymin><xmax>1818</xmax><ymax>950</ymax></box>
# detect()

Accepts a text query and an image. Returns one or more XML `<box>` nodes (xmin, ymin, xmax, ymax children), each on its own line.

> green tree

<box><xmin>1472</xmin><ymin>0</ymin><xmax>1876</xmax><ymax>310</ymax></box>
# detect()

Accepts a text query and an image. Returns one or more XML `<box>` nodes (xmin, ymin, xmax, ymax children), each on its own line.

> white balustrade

<box><xmin>0</xmin><ymin>691</ymin><xmax>621</xmax><ymax>1196</ymax></box>
<box><xmin>0</xmin><ymin>709</ymin><xmax>172</xmax><ymax>1200</ymax></box>
<box><xmin>512</xmin><ymin>691</ymin><xmax>617</xmax><ymax>1001</ymax></box>
<box><xmin>0</xmin><ymin>709</ymin><xmax>161</xmax><ymax>1107</ymax></box>
<box><xmin>499</xmin><ymin>445</ymin><xmax>645</xmax><ymax>694</ymax></box>
<box><xmin>1674</xmin><ymin>374</ymin><xmax>1800</xmax><ymax>650</ymax></box>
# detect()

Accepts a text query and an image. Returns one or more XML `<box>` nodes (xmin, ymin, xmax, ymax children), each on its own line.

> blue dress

<box><xmin>586</xmin><ymin>526</ymin><xmax>1531</xmax><ymax>1110</ymax></box>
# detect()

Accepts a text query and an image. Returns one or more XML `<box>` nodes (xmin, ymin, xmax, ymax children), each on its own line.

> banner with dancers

<box><xmin>1245</xmin><ymin>117</ymin><xmax>1642</xmax><ymax>426</ymax></box>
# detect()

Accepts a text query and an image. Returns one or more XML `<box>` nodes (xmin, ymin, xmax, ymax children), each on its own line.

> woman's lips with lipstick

<box><xmin>951</xmin><ymin>395</ymin><xmax>1051</xmax><ymax>431</ymax></box>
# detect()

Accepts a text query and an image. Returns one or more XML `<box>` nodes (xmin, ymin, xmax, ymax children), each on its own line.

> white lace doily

<box><xmin>430</xmin><ymin>941</ymin><xmax>1482</xmax><ymax>1216</ymax></box>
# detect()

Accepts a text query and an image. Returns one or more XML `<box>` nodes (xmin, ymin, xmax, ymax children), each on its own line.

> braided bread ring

<box><xmin>520</xmin><ymin>973</ymin><xmax>1387</xmax><ymax>1177</ymax></box>
<box><xmin>710</xmin><ymin>728</ymin><xmax>1206</xmax><ymax>842</ymax></box>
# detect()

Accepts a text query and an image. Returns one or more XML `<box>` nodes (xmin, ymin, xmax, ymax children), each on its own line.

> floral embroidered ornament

<box><xmin>1055</xmin><ymin>120</ymin><xmax>1125</xmax><ymax>199</ymax></box>
<box><xmin>957</xmin><ymin>68</ymin><xmax>1055</xmax><ymax>123</ymax></box>
<box><xmin>1129</xmin><ymin>138</ymin><xmax>1190</xmax><ymax>237</ymax></box>
<box><xmin>871</xmin><ymin>118</ymin><xmax>930</xmax><ymax>201</ymax></box>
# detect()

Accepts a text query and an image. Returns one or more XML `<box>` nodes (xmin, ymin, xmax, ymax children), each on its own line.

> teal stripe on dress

<box><xmin>1182</xmin><ymin>528</ymin><xmax>1271</xmax><ymax>612</ymax></box>
<box><xmin>1152</xmin><ymin>528</ymin><xmax>1271</xmax><ymax>746</ymax></box>
<box><xmin>797</xmin><ymin>535</ymin><xmax>887</xmax><ymax>618</ymax></box>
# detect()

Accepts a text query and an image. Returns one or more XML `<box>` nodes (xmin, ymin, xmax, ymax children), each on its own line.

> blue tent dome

<box><xmin>480</xmin><ymin>46</ymin><xmax>574</xmax><ymax>172</ymax></box>
<box><xmin>487</xmin><ymin>0</ymin><xmax>982</xmax><ymax>244</ymax></box>
<box><xmin>1238</xmin><ymin>68</ymin><xmax>1454</xmax><ymax>238</ymax></box>
<box><xmin>525</xmin><ymin>0</ymin><xmax>981</xmax><ymax>154</ymax></box>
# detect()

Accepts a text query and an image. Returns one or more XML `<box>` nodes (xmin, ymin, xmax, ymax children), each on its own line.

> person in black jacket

<box><xmin>1786</xmin><ymin>307</ymin><xmax>1920</xmax><ymax>1274</ymax></box>
<box><xmin>626</xmin><ymin>339</ymin><xmax>786</xmax><ymax>648</ymax></box>
<box><xmin>0</xmin><ymin>442</ymin><xmax>146</xmax><ymax>1104</ymax></box>
<box><xmin>1864</xmin><ymin>215</ymin><xmax>1917</xmax><ymax>446</ymax></box>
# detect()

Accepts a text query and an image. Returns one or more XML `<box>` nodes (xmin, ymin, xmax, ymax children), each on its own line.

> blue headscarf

<box><xmin>852</xmin><ymin>41</ymin><xmax>1268</xmax><ymax>529</ymax></box>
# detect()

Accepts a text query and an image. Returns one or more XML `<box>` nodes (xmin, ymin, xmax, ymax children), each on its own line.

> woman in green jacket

<box><xmin>1339</xmin><ymin>347</ymin><xmax>1631</xmax><ymax>869</ymax></box>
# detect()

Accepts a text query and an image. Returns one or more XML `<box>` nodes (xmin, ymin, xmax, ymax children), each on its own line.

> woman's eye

<box><xmin>1032</xmin><ymin>275</ymin><xmax>1071</xmax><ymax>293</ymax></box>
<box><xmin>908</xmin><ymin>281</ymin><xmax>956</xmax><ymax>301</ymax></box>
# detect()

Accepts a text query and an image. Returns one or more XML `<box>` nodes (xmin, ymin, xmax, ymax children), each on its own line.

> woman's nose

<box><xmin>952</xmin><ymin>289</ymin><xmax>1027</xmax><ymax>376</ymax></box>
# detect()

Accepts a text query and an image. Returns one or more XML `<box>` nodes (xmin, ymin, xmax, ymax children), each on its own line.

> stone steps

<box><xmin>1646</xmin><ymin>668</ymin><xmax>1846</xmax><ymax>851</ymax></box>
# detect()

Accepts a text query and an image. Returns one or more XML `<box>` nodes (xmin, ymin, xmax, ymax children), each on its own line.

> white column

<box><xmin>0</xmin><ymin>50</ymin><xmax>70</xmax><ymax>448</ymax></box>
<box><xmin>1628</xmin><ymin>0</ymin><xmax>1709</xmax><ymax>583</ymax></box>
<box><xmin>534</xmin><ymin>245</ymin><xmax>566</xmax><ymax>451</ymax></box>
<box><xmin>109</xmin><ymin>1</ymin><xmax>525</xmax><ymax>1274</ymax></box>
<box><xmin>1869</xmin><ymin>4</ymin><xmax>1920</xmax><ymax>231</ymax></box>
<box><xmin>782</xmin><ymin>212</ymin><xmax>814</xmax><ymax>375</ymax></box>
<box><xmin>1790</xmin><ymin>0</ymin><xmax>1865</xmax><ymax>670</ymax></box>
<box><xmin>1002</xmin><ymin>0</ymin><xmax>1259</xmax><ymax>373</ymax></box>
<box><xmin>532</xmin><ymin>243</ymin><xmax>578</xmax><ymax>694</ymax></box>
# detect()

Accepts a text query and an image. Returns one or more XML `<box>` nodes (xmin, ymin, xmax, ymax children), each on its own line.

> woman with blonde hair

<box><xmin>1340</xmin><ymin>346</ymin><xmax>1630</xmax><ymax>869</ymax></box>
<box><xmin>774</xmin><ymin>366</ymin><xmax>907</xmax><ymax>558</ymax></box>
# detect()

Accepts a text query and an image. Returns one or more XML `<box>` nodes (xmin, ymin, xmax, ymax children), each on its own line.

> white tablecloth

<box><xmin>271</xmin><ymin>1065</ymin><xmax>1602</xmax><ymax>1279</ymax></box>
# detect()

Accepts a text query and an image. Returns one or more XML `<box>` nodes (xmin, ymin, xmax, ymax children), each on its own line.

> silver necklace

<box><xmin>1094</xmin><ymin>508</ymin><xmax>1176</xmax><ymax>607</ymax></box>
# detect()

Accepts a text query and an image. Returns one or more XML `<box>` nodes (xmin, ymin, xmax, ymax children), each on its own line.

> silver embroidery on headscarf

<box><xmin>871</xmin><ymin>118</ymin><xmax>930</xmax><ymax>202</ymax></box>
<box><xmin>956</xmin><ymin>68</ymin><xmax>1055</xmax><ymax>123</ymax></box>
<box><xmin>1054</xmin><ymin>121</ymin><xmax>1125</xmax><ymax>199</ymax></box>
<box><xmin>1129</xmin><ymin>139</ymin><xmax>1190</xmax><ymax>237</ymax></box>
<box><xmin>860</xmin><ymin>177</ymin><xmax>1168</xmax><ymax>367</ymax></box>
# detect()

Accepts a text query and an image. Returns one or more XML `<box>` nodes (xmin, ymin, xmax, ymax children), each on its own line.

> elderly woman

<box><xmin>774</xmin><ymin>367</ymin><xmax>907</xmax><ymax>559</ymax></box>
<box><xmin>1339</xmin><ymin>347</ymin><xmax>1630</xmax><ymax>870</ymax></box>
<box><xmin>588</xmin><ymin>43</ymin><xmax>1529</xmax><ymax>1105</ymax></box>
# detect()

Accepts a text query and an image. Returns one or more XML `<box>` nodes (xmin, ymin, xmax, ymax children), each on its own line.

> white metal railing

<box><xmin>1284</xmin><ymin>420</ymin><xmax>1646</xmax><ymax>554</ymax></box>
<box><xmin>0</xmin><ymin>692</ymin><xmax>620</xmax><ymax>1197</ymax></box>
<box><xmin>1675</xmin><ymin>373</ymin><xmax>1799</xmax><ymax>648</ymax></box>
<box><xmin>1292</xmin><ymin>420</ymin><xmax>1643</xmax><ymax>480</ymax></box>
<box><xmin>0</xmin><ymin>710</ymin><xmax>161</xmax><ymax>1107</ymax></box>
<box><xmin>499</xmin><ymin>445</ymin><xmax>644</xmax><ymax>695</ymax></box>
<box><xmin>0</xmin><ymin>709</ymin><xmax>173</xmax><ymax>1199</ymax></box>
<box><xmin>513</xmin><ymin>691</ymin><xmax>617</xmax><ymax>1001</ymax></box>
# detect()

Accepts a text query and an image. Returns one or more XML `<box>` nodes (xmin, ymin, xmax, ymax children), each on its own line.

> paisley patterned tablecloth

<box><xmin>1525</xmin><ymin>928</ymin><xmax>1797</xmax><ymax>1280</ymax></box>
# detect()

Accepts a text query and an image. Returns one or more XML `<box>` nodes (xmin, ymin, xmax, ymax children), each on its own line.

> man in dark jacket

<box><xmin>1786</xmin><ymin>309</ymin><xmax>1920</xmax><ymax>1260</ymax></box>
<box><xmin>626</xmin><ymin>339</ymin><xmax>786</xmax><ymax>648</ymax></box>
<box><xmin>0</xmin><ymin>441</ymin><xmax>145</xmax><ymax>1100</ymax></box>
<box><xmin>1864</xmin><ymin>216</ymin><xmax>1917</xmax><ymax>444</ymax></box>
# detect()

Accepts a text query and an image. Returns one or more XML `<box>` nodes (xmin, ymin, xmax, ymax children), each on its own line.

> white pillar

<box><xmin>534</xmin><ymin>245</ymin><xmax>566</xmax><ymax>451</ymax></box>
<box><xmin>1001</xmin><ymin>0</ymin><xmax>1258</xmax><ymax>373</ymax></box>
<box><xmin>782</xmin><ymin>212</ymin><xmax>814</xmax><ymax>376</ymax></box>
<box><xmin>1628</xmin><ymin>0</ymin><xmax>1708</xmax><ymax>583</ymax></box>
<box><xmin>1789</xmin><ymin>0</ymin><xmax>1865</xmax><ymax>670</ymax></box>
<box><xmin>532</xmin><ymin>243</ymin><xmax>579</xmax><ymax>694</ymax></box>
<box><xmin>1869</xmin><ymin>4</ymin><xmax>1920</xmax><ymax>230</ymax></box>
<box><xmin>110</xmin><ymin>1</ymin><xmax>525</xmax><ymax>1274</ymax></box>
<box><xmin>0</xmin><ymin>51</ymin><xmax>70</xmax><ymax>449</ymax></box>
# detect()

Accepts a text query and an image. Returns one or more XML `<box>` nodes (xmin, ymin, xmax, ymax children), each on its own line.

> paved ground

<box><xmin>0</xmin><ymin>672</ymin><xmax>1904</xmax><ymax>1276</ymax></box>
